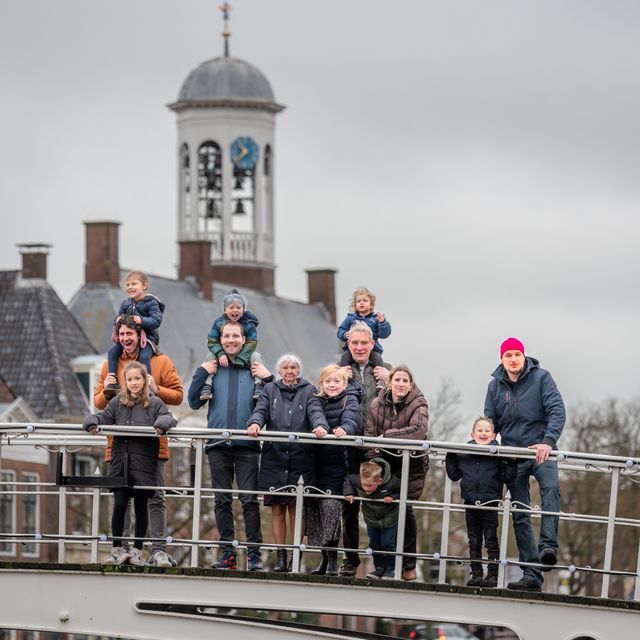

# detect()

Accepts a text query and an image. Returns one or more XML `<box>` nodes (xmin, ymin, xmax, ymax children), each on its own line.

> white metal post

<box><xmin>438</xmin><ymin>473</ymin><xmax>452</xmax><ymax>582</ymax></box>
<box><xmin>190</xmin><ymin>442</ymin><xmax>204</xmax><ymax>567</ymax></box>
<box><xmin>90</xmin><ymin>487</ymin><xmax>100</xmax><ymax>563</ymax></box>
<box><xmin>291</xmin><ymin>476</ymin><xmax>305</xmax><ymax>573</ymax></box>
<box><xmin>394</xmin><ymin>450</ymin><xmax>410</xmax><ymax>580</ymax></box>
<box><xmin>601</xmin><ymin>467</ymin><xmax>620</xmax><ymax>598</ymax></box>
<box><xmin>57</xmin><ymin>449</ymin><xmax>68</xmax><ymax>562</ymax></box>
<box><xmin>498</xmin><ymin>496</ymin><xmax>511</xmax><ymax>587</ymax></box>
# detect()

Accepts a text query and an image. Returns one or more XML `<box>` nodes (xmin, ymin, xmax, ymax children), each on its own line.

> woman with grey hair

<box><xmin>248</xmin><ymin>354</ymin><xmax>328</xmax><ymax>572</ymax></box>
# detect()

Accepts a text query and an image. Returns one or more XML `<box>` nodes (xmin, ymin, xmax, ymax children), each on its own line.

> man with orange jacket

<box><xmin>94</xmin><ymin>316</ymin><xmax>183</xmax><ymax>566</ymax></box>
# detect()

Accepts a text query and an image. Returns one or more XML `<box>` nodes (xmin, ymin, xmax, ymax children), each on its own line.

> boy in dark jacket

<box><xmin>343</xmin><ymin>458</ymin><xmax>401</xmax><ymax>579</ymax></box>
<box><xmin>445</xmin><ymin>417</ymin><xmax>517</xmax><ymax>587</ymax></box>
<box><xmin>105</xmin><ymin>271</ymin><xmax>165</xmax><ymax>399</ymax></box>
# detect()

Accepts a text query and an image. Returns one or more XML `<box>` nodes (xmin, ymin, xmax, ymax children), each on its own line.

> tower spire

<box><xmin>220</xmin><ymin>2</ymin><xmax>232</xmax><ymax>57</ymax></box>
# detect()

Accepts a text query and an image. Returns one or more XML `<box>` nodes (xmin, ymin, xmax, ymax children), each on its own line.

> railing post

<box><xmin>438</xmin><ymin>472</ymin><xmax>452</xmax><ymax>583</ymax></box>
<box><xmin>291</xmin><ymin>476</ymin><xmax>305</xmax><ymax>573</ymax></box>
<box><xmin>90</xmin><ymin>487</ymin><xmax>101</xmax><ymax>563</ymax></box>
<box><xmin>634</xmin><ymin>536</ymin><xmax>640</xmax><ymax>602</ymax></box>
<box><xmin>601</xmin><ymin>466</ymin><xmax>620</xmax><ymax>598</ymax></box>
<box><xmin>498</xmin><ymin>495</ymin><xmax>511</xmax><ymax>588</ymax></box>
<box><xmin>58</xmin><ymin>448</ymin><xmax>68</xmax><ymax>562</ymax></box>
<box><xmin>190</xmin><ymin>441</ymin><xmax>204</xmax><ymax>568</ymax></box>
<box><xmin>394</xmin><ymin>450</ymin><xmax>410</xmax><ymax>580</ymax></box>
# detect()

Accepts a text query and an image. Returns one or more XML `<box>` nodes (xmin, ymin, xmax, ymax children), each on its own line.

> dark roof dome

<box><xmin>178</xmin><ymin>56</ymin><xmax>275</xmax><ymax>103</ymax></box>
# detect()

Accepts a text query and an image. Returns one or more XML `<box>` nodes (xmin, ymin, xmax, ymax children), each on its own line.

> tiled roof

<box><xmin>0</xmin><ymin>271</ymin><xmax>97</xmax><ymax>420</ymax></box>
<box><xmin>68</xmin><ymin>274</ymin><xmax>341</xmax><ymax>395</ymax></box>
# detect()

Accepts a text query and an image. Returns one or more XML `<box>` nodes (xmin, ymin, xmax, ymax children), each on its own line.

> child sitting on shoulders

<box><xmin>200</xmin><ymin>288</ymin><xmax>262</xmax><ymax>402</ymax></box>
<box><xmin>104</xmin><ymin>271</ymin><xmax>164</xmax><ymax>400</ymax></box>
<box><xmin>337</xmin><ymin>287</ymin><xmax>391</xmax><ymax>379</ymax></box>
<box><xmin>343</xmin><ymin>458</ymin><xmax>400</xmax><ymax>580</ymax></box>
<box><xmin>84</xmin><ymin>360</ymin><xmax>176</xmax><ymax>566</ymax></box>
<box><xmin>445</xmin><ymin>416</ymin><xmax>517</xmax><ymax>587</ymax></box>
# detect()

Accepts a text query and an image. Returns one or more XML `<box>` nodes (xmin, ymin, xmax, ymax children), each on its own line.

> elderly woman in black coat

<box><xmin>247</xmin><ymin>354</ymin><xmax>328</xmax><ymax>572</ymax></box>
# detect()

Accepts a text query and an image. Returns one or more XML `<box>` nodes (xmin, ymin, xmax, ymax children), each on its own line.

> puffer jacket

<box><xmin>83</xmin><ymin>395</ymin><xmax>175</xmax><ymax>492</ymax></box>
<box><xmin>248</xmin><ymin>378</ymin><xmax>327</xmax><ymax>491</ymax></box>
<box><xmin>315</xmin><ymin>386</ymin><xmax>362</xmax><ymax>494</ymax></box>
<box><xmin>343</xmin><ymin>458</ymin><xmax>400</xmax><ymax>528</ymax></box>
<box><xmin>365</xmin><ymin>385</ymin><xmax>429</xmax><ymax>499</ymax></box>
<box><xmin>207</xmin><ymin>309</ymin><xmax>259</xmax><ymax>367</ymax></box>
<box><xmin>484</xmin><ymin>357</ymin><xmax>566</xmax><ymax>448</ymax></box>
<box><xmin>117</xmin><ymin>295</ymin><xmax>164</xmax><ymax>345</ymax></box>
<box><xmin>445</xmin><ymin>439</ymin><xmax>518</xmax><ymax>503</ymax></box>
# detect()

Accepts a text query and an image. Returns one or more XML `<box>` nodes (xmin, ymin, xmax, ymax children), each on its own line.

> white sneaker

<box><xmin>104</xmin><ymin>546</ymin><xmax>131</xmax><ymax>566</ymax></box>
<box><xmin>129</xmin><ymin>548</ymin><xmax>145</xmax><ymax>566</ymax></box>
<box><xmin>149</xmin><ymin>551</ymin><xmax>172</xmax><ymax>568</ymax></box>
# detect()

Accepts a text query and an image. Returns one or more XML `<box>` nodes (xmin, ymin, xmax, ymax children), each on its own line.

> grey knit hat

<box><xmin>223</xmin><ymin>288</ymin><xmax>247</xmax><ymax>310</ymax></box>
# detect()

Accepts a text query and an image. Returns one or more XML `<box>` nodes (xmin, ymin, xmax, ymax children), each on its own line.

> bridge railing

<box><xmin>0</xmin><ymin>422</ymin><xmax>639</xmax><ymax>600</ymax></box>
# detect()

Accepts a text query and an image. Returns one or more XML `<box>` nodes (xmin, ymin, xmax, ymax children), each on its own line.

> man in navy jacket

<box><xmin>189</xmin><ymin>321</ymin><xmax>271</xmax><ymax>571</ymax></box>
<box><xmin>484</xmin><ymin>337</ymin><xmax>565</xmax><ymax>592</ymax></box>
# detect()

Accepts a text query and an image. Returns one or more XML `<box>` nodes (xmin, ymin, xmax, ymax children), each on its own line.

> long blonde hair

<box><xmin>315</xmin><ymin>364</ymin><xmax>349</xmax><ymax>397</ymax></box>
<box><xmin>119</xmin><ymin>360</ymin><xmax>151</xmax><ymax>408</ymax></box>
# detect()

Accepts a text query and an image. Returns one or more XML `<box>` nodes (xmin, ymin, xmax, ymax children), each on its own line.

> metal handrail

<box><xmin>0</xmin><ymin>422</ymin><xmax>638</xmax><ymax>600</ymax></box>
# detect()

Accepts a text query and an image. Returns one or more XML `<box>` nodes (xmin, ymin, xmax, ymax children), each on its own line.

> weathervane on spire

<box><xmin>220</xmin><ymin>2</ymin><xmax>232</xmax><ymax>57</ymax></box>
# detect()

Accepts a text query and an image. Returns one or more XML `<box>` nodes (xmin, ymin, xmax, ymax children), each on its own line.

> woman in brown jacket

<box><xmin>365</xmin><ymin>365</ymin><xmax>429</xmax><ymax>581</ymax></box>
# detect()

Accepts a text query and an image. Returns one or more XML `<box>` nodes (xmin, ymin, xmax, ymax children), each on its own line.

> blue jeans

<box><xmin>207</xmin><ymin>446</ymin><xmax>262</xmax><ymax>552</ymax></box>
<box><xmin>508</xmin><ymin>458</ymin><xmax>560</xmax><ymax>585</ymax></box>
<box><xmin>367</xmin><ymin>524</ymin><xmax>398</xmax><ymax>572</ymax></box>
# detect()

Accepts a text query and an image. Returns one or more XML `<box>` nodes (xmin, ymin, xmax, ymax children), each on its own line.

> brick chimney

<box><xmin>84</xmin><ymin>220</ymin><xmax>120</xmax><ymax>287</ymax></box>
<box><xmin>306</xmin><ymin>268</ymin><xmax>337</xmax><ymax>324</ymax></box>
<box><xmin>179</xmin><ymin>240</ymin><xmax>214</xmax><ymax>301</ymax></box>
<box><xmin>17</xmin><ymin>243</ymin><xmax>51</xmax><ymax>279</ymax></box>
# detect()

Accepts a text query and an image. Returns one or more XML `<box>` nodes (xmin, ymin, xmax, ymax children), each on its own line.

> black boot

<box><xmin>466</xmin><ymin>561</ymin><xmax>484</xmax><ymax>587</ymax></box>
<box><xmin>273</xmin><ymin>549</ymin><xmax>289</xmax><ymax>573</ymax></box>
<box><xmin>480</xmin><ymin>562</ymin><xmax>499</xmax><ymax>588</ymax></box>
<box><xmin>325</xmin><ymin>541</ymin><xmax>339</xmax><ymax>576</ymax></box>
<box><xmin>311</xmin><ymin>551</ymin><xmax>328</xmax><ymax>575</ymax></box>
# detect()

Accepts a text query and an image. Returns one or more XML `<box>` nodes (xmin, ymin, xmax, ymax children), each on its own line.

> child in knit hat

<box><xmin>200</xmin><ymin>289</ymin><xmax>262</xmax><ymax>401</ymax></box>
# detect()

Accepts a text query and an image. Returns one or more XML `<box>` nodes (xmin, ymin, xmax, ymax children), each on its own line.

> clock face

<box><xmin>230</xmin><ymin>136</ymin><xmax>259</xmax><ymax>170</ymax></box>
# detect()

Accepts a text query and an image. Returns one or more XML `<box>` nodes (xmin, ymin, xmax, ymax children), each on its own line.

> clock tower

<box><xmin>168</xmin><ymin>3</ymin><xmax>284</xmax><ymax>296</ymax></box>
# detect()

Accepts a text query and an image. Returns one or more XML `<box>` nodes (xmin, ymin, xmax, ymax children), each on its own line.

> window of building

<box><xmin>0</xmin><ymin>471</ymin><xmax>16</xmax><ymax>556</ymax></box>
<box><xmin>22</xmin><ymin>473</ymin><xmax>39</xmax><ymax>557</ymax></box>
<box><xmin>197</xmin><ymin>141</ymin><xmax>223</xmax><ymax>232</ymax></box>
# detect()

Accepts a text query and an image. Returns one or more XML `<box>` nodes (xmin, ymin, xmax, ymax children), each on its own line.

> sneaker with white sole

<box><xmin>128</xmin><ymin>548</ymin><xmax>145</xmax><ymax>566</ymax></box>
<box><xmin>148</xmin><ymin>550</ymin><xmax>172</xmax><ymax>568</ymax></box>
<box><xmin>104</xmin><ymin>546</ymin><xmax>131</xmax><ymax>566</ymax></box>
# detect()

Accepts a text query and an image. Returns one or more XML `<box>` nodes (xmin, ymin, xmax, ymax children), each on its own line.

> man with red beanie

<box><xmin>484</xmin><ymin>337</ymin><xmax>565</xmax><ymax>592</ymax></box>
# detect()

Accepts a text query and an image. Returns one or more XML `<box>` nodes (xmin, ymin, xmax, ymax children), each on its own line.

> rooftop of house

<box><xmin>0</xmin><ymin>270</ymin><xmax>97</xmax><ymax>421</ymax></box>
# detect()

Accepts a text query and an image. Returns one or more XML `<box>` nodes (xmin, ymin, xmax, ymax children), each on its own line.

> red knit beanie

<box><xmin>500</xmin><ymin>337</ymin><xmax>525</xmax><ymax>358</ymax></box>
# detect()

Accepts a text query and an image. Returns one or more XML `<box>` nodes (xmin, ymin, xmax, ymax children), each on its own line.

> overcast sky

<box><xmin>1</xmin><ymin>0</ymin><xmax>639</xmax><ymax>436</ymax></box>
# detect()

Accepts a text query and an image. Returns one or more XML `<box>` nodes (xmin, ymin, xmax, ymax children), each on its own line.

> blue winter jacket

<box><xmin>337</xmin><ymin>312</ymin><xmax>391</xmax><ymax>354</ymax></box>
<box><xmin>188</xmin><ymin>364</ymin><xmax>259</xmax><ymax>452</ymax></box>
<box><xmin>314</xmin><ymin>386</ymin><xmax>362</xmax><ymax>494</ymax></box>
<box><xmin>207</xmin><ymin>310</ymin><xmax>259</xmax><ymax>367</ymax></box>
<box><xmin>117</xmin><ymin>295</ymin><xmax>164</xmax><ymax>345</ymax></box>
<box><xmin>445</xmin><ymin>439</ymin><xmax>517</xmax><ymax>503</ymax></box>
<box><xmin>484</xmin><ymin>357</ymin><xmax>566</xmax><ymax>449</ymax></box>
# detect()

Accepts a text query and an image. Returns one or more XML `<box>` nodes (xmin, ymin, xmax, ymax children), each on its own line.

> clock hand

<box><xmin>233</xmin><ymin>145</ymin><xmax>248</xmax><ymax>163</ymax></box>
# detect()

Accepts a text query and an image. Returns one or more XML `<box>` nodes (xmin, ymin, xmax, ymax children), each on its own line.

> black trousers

<box><xmin>465</xmin><ymin>502</ymin><xmax>499</xmax><ymax>573</ymax></box>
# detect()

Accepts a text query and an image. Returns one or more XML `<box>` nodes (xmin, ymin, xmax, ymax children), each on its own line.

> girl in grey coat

<box><xmin>84</xmin><ymin>360</ymin><xmax>175</xmax><ymax>566</ymax></box>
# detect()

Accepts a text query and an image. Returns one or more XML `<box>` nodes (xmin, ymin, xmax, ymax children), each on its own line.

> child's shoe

<box><xmin>104</xmin><ymin>546</ymin><xmax>131</xmax><ymax>566</ymax></box>
<box><xmin>375</xmin><ymin>380</ymin><xmax>386</xmax><ymax>392</ymax></box>
<box><xmin>381</xmin><ymin>567</ymin><xmax>395</xmax><ymax>580</ymax></box>
<box><xmin>466</xmin><ymin>574</ymin><xmax>485</xmax><ymax>587</ymax></box>
<box><xmin>148</xmin><ymin>550</ymin><xmax>172</xmax><ymax>568</ymax></box>
<box><xmin>253</xmin><ymin>380</ymin><xmax>264</xmax><ymax>402</ymax></box>
<box><xmin>199</xmin><ymin>384</ymin><xmax>214</xmax><ymax>402</ymax></box>
<box><xmin>366</xmin><ymin>566</ymin><xmax>385</xmax><ymax>579</ymax></box>
<box><xmin>103</xmin><ymin>383</ymin><xmax>120</xmax><ymax>400</ymax></box>
<box><xmin>128</xmin><ymin>548</ymin><xmax>146</xmax><ymax>566</ymax></box>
